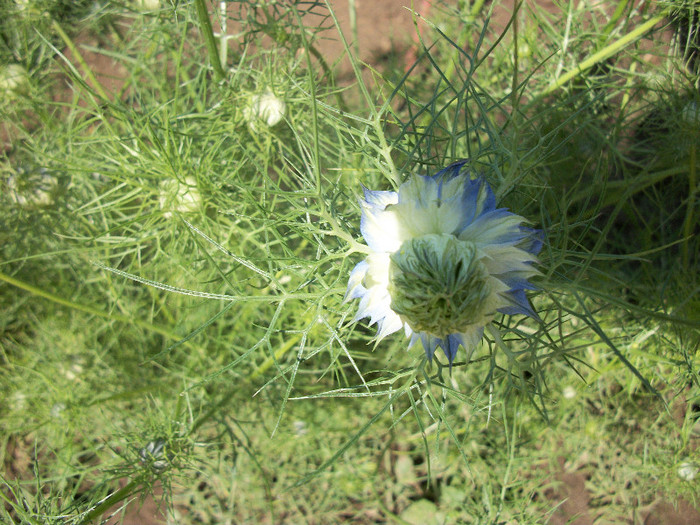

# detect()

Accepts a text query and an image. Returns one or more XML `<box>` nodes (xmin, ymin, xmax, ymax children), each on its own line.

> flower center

<box><xmin>388</xmin><ymin>234</ymin><xmax>492</xmax><ymax>336</ymax></box>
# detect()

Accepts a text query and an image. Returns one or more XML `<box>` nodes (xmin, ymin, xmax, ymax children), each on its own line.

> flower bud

<box><xmin>678</xmin><ymin>461</ymin><xmax>698</xmax><ymax>482</ymax></box>
<box><xmin>159</xmin><ymin>177</ymin><xmax>200</xmax><ymax>218</ymax></box>
<box><xmin>140</xmin><ymin>438</ymin><xmax>170</xmax><ymax>472</ymax></box>
<box><xmin>0</xmin><ymin>64</ymin><xmax>29</xmax><ymax>99</ymax></box>
<box><xmin>7</xmin><ymin>167</ymin><xmax>58</xmax><ymax>208</ymax></box>
<box><xmin>246</xmin><ymin>90</ymin><xmax>286</xmax><ymax>128</ymax></box>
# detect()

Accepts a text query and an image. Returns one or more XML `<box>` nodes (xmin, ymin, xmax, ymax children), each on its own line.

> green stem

<box><xmin>510</xmin><ymin>1</ymin><xmax>521</xmax><ymax>112</ymax></box>
<box><xmin>541</xmin><ymin>8</ymin><xmax>669</xmax><ymax>96</ymax></box>
<box><xmin>597</xmin><ymin>0</ymin><xmax>630</xmax><ymax>47</ymax></box>
<box><xmin>468</xmin><ymin>0</ymin><xmax>487</xmax><ymax>23</ymax></box>
<box><xmin>52</xmin><ymin>21</ymin><xmax>111</xmax><ymax>102</ymax></box>
<box><xmin>323</xmin><ymin>1</ymin><xmax>398</xmax><ymax>187</ymax></box>
<box><xmin>0</xmin><ymin>270</ymin><xmax>182</xmax><ymax>342</ymax></box>
<box><xmin>81</xmin><ymin>480</ymin><xmax>142</xmax><ymax>524</ymax></box>
<box><xmin>218</xmin><ymin>1</ymin><xmax>228</xmax><ymax>70</ymax></box>
<box><xmin>682</xmin><ymin>143</ymin><xmax>696</xmax><ymax>271</ymax></box>
<box><xmin>348</xmin><ymin>0</ymin><xmax>359</xmax><ymax>57</ymax></box>
<box><xmin>306</xmin><ymin>42</ymin><xmax>349</xmax><ymax>114</ymax></box>
<box><xmin>194</xmin><ymin>0</ymin><xmax>226</xmax><ymax>81</ymax></box>
<box><xmin>442</xmin><ymin>0</ymin><xmax>485</xmax><ymax>82</ymax></box>
<box><xmin>248</xmin><ymin>333</ymin><xmax>302</xmax><ymax>381</ymax></box>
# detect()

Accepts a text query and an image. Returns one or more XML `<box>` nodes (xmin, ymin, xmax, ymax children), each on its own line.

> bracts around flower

<box><xmin>345</xmin><ymin>160</ymin><xmax>543</xmax><ymax>365</ymax></box>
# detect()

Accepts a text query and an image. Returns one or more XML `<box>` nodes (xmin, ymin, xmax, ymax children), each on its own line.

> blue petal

<box><xmin>432</xmin><ymin>160</ymin><xmax>469</xmax><ymax>202</ymax></box>
<box><xmin>458</xmin><ymin>177</ymin><xmax>497</xmax><ymax>227</ymax></box>
<box><xmin>519</xmin><ymin>226</ymin><xmax>544</xmax><ymax>255</ymax></box>
<box><xmin>456</xmin><ymin>177</ymin><xmax>481</xmax><ymax>225</ymax></box>
<box><xmin>497</xmin><ymin>289</ymin><xmax>539</xmax><ymax>319</ymax></box>
<box><xmin>362</xmin><ymin>187</ymin><xmax>397</xmax><ymax>207</ymax></box>
<box><xmin>417</xmin><ymin>332</ymin><xmax>476</xmax><ymax>365</ymax></box>
<box><xmin>497</xmin><ymin>274</ymin><xmax>539</xmax><ymax>291</ymax></box>
<box><xmin>420</xmin><ymin>333</ymin><xmax>440</xmax><ymax>361</ymax></box>
<box><xmin>442</xmin><ymin>334</ymin><xmax>463</xmax><ymax>363</ymax></box>
<box><xmin>476</xmin><ymin>178</ymin><xmax>497</xmax><ymax>213</ymax></box>
<box><xmin>431</xmin><ymin>159</ymin><xmax>469</xmax><ymax>182</ymax></box>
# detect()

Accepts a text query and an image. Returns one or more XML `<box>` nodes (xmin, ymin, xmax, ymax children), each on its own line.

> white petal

<box><xmin>393</xmin><ymin>176</ymin><xmax>465</xmax><ymax>237</ymax></box>
<box><xmin>363</xmin><ymin>188</ymin><xmax>398</xmax><ymax>208</ymax></box>
<box><xmin>375</xmin><ymin>310</ymin><xmax>405</xmax><ymax>340</ymax></box>
<box><xmin>459</xmin><ymin>211</ymin><xmax>524</xmax><ymax>247</ymax></box>
<box><xmin>479</xmin><ymin>245</ymin><xmax>538</xmax><ymax>276</ymax></box>
<box><xmin>361</xmin><ymin>205</ymin><xmax>403</xmax><ymax>253</ymax></box>
<box><xmin>344</xmin><ymin>261</ymin><xmax>369</xmax><ymax>301</ymax></box>
<box><xmin>353</xmin><ymin>285</ymin><xmax>390</xmax><ymax>322</ymax></box>
<box><xmin>363</xmin><ymin>252</ymin><xmax>391</xmax><ymax>288</ymax></box>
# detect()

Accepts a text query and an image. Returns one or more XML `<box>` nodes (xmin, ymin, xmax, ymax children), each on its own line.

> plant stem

<box><xmin>541</xmin><ymin>8</ymin><xmax>669</xmax><ymax>96</ymax></box>
<box><xmin>682</xmin><ymin>143</ymin><xmax>696</xmax><ymax>271</ymax></box>
<box><xmin>52</xmin><ymin>21</ymin><xmax>111</xmax><ymax>102</ymax></box>
<box><xmin>194</xmin><ymin>0</ymin><xmax>226</xmax><ymax>81</ymax></box>
<box><xmin>348</xmin><ymin>0</ymin><xmax>359</xmax><ymax>57</ymax></box>
<box><xmin>0</xmin><ymin>270</ymin><xmax>182</xmax><ymax>342</ymax></box>
<box><xmin>80</xmin><ymin>480</ymin><xmax>142</xmax><ymax>524</ymax></box>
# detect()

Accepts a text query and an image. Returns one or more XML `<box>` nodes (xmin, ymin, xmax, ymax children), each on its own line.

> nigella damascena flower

<box><xmin>345</xmin><ymin>160</ymin><xmax>543</xmax><ymax>364</ymax></box>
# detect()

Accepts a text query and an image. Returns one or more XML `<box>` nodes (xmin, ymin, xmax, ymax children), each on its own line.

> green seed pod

<box><xmin>388</xmin><ymin>233</ymin><xmax>491</xmax><ymax>336</ymax></box>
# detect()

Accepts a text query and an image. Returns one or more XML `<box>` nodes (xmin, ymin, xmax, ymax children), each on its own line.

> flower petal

<box><xmin>479</xmin><ymin>245</ymin><xmax>539</xmax><ymax>276</ymax></box>
<box><xmin>375</xmin><ymin>311</ymin><xmax>405</xmax><ymax>341</ymax></box>
<box><xmin>498</xmin><ymin>289</ymin><xmax>539</xmax><ymax>319</ymax></box>
<box><xmin>432</xmin><ymin>159</ymin><xmax>469</xmax><ymax>181</ymax></box>
<box><xmin>518</xmin><ymin>226</ymin><xmax>544</xmax><ymax>255</ymax></box>
<box><xmin>442</xmin><ymin>334</ymin><xmax>463</xmax><ymax>363</ymax></box>
<box><xmin>360</xmin><ymin>189</ymin><xmax>402</xmax><ymax>253</ymax></box>
<box><xmin>344</xmin><ymin>261</ymin><xmax>369</xmax><ymax>301</ymax></box>
<box><xmin>362</xmin><ymin>187</ymin><xmax>397</xmax><ymax>208</ymax></box>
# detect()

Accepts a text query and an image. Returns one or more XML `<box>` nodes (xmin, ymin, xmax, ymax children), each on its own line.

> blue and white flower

<box><xmin>345</xmin><ymin>160</ymin><xmax>542</xmax><ymax>364</ymax></box>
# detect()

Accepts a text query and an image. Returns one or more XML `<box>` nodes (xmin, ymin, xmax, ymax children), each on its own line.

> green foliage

<box><xmin>0</xmin><ymin>0</ymin><xmax>698</xmax><ymax>523</ymax></box>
